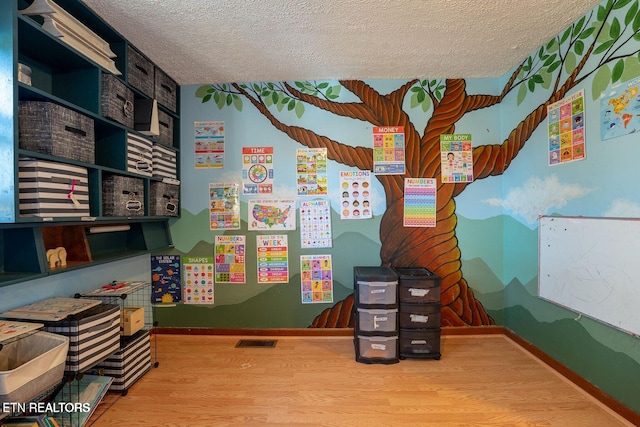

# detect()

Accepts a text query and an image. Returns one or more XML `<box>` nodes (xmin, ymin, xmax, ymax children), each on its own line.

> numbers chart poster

<box><xmin>549</xmin><ymin>89</ymin><xmax>585</xmax><ymax>165</ymax></box>
<box><xmin>183</xmin><ymin>256</ymin><xmax>214</xmax><ymax>304</ymax></box>
<box><xmin>403</xmin><ymin>178</ymin><xmax>437</xmax><ymax>227</ymax></box>
<box><xmin>339</xmin><ymin>170</ymin><xmax>373</xmax><ymax>219</ymax></box>
<box><xmin>299</xmin><ymin>199</ymin><xmax>333</xmax><ymax>248</ymax></box>
<box><xmin>256</xmin><ymin>235</ymin><xmax>289</xmax><ymax>283</ymax></box>
<box><xmin>209</xmin><ymin>182</ymin><xmax>240</xmax><ymax>230</ymax></box>
<box><xmin>301</xmin><ymin>254</ymin><xmax>333</xmax><ymax>304</ymax></box>
<box><xmin>194</xmin><ymin>121</ymin><xmax>224</xmax><ymax>169</ymax></box>
<box><xmin>440</xmin><ymin>134</ymin><xmax>474</xmax><ymax>183</ymax></box>
<box><xmin>151</xmin><ymin>255</ymin><xmax>181</xmax><ymax>303</ymax></box>
<box><xmin>296</xmin><ymin>148</ymin><xmax>328</xmax><ymax>196</ymax></box>
<box><xmin>248</xmin><ymin>199</ymin><xmax>296</xmax><ymax>231</ymax></box>
<box><xmin>242</xmin><ymin>147</ymin><xmax>274</xmax><ymax>195</ymax></box>
<box><xmin>373</xmin><ymin>126</ymin><xmax>405</xmax><ymax>174</ymax></box>
<box><xmin>215</xmin><ymin>235</ymin><xmax>246</xmax><ymax>283</ymax></box>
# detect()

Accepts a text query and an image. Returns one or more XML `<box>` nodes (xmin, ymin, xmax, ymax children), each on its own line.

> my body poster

<box><xmin>373</xmin><ymin>126</ymin><xmax>405</xmax><ymax>174</ymax></box>
<box><xmin>242</xmin><ymin>146</ymin><xmax>274</xmax><ymax>195</ymax></box>
<box><xmin>256</xmin><ymin>235</ymin><xmax>289</xmax><ymax>283</ymax></box>
<box><xmin>339</xmin><ymin>170</ymin><xmax>372</xmax><ymax>219</ymax></box>
<box><xmin>301</xmin><ymin>254</ymin><xmax>333</xmax><ymax>303</ymax></box>
<box><xmin>215</xmin><ymin>235</ymin><xmax>246</xmax><ymax>283</ymax></box>
<box><xmin>183</xmin><ymin>256</ymin><xmax>214</xmax><ymax>304</ymax></box>
<box><xmin>296</xmin><ymin>148</ymin><xmax>328</xmax><ymax>195</ymax></box>
<box><xmin>404</xmin><ymin>178</ymin><xmax>437</xmax><ymax>227</ymax></box>
<box><xmin>194</xmin><ymin>121</ymin><xmax>224</xmax><ymax>168</ymax></box>
<box><xmin>248</xmin><ymin>199</ymin><xmax>296</xmax><ymax>230</ymax></box>
<box><xmin>549</xmin><ymin>88</ymin><xmax>585</xmax><ymax>165</ymax></box>
<box><xmin>209</xmin><ymin>182</ymin><xmax>240</xmax><ymax>230</ymax></box>
<box><xmin>299</xmin><ymin>199</ymin><xmax>332</xmax><ymax>248</ymax></box>
<box><xmin>151</xmin><ymin>255</ymin><xmax>181</xmax><ymax>303</ymax></box>
<box><xmin>440</xmin><ymin>134</ymin><xmax>474</xmax><ymax>183</ymax></box>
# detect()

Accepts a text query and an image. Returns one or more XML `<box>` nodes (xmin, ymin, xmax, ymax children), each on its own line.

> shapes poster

<box><xmin>296</xmin><ymin>148</ymin><xmax>328</xmax><ymax>196</ymax></box>
<box><xmin>339</xmin><ymin>170</ymin><xmax>373</xmax><ymax>219</ymax></box>
<box><xmin>440</xmin><ymin>134</ymin><xmax>474</xmax><ymax>183</ymax></box>
<box><xmin>248</xmin><ymin>199</ymin><xmax>296</xmax><ymax>230</ymax></box>
<box><xmin>183</xmin><ymin>256</ymin><xmax>214</xmax><ymax>304</ymax></box>
<box><xmin>373</xmin><ymin>126</ymin><xmax>405</xmax><ymax>174</ymax></box>
<box><xmin>242</xmin><ymin>146</ymin><xmax>274</xmax><ymax>195</ymax></box>
<box><xmin>256</xmin><ymin>235</ymin><xmax>289</xmax><ymax>283</ymax></box>
<box><xmin>215</xmin><ymin>235</ymin><xmax>246</xmax><ymax>283</ymax></box>
<box><xmin>299</xmin><ymin>199</ymin><xmax>332</xmax><ymax>248</ymax></box>
<box><xmin>209</xmin><ymin>182</ymin><xmax>240</xmax><ymax>230</ymax></box>
<box><xmin>151</xmin><ymin>255</ymin><xmax>181</xmax><ymax>303</ymax></box>
<box><xmin>403</xmin><ymin>178</ymin><xmax>437</xmax><ymax>227</ymax></box>
<box><xmin>301</xmin><ymin>254</ymin><xmax>333</xmax><ymax>304</ymax></box>
<box><xmin>194</xmin><ymin>121</ymin><xmax>224</xmax><ymax>168</ymax></box>
<box><xmin>548</xmin><ymin>88</ymin><xmax>585</xmax><ymax>165</ymax></box>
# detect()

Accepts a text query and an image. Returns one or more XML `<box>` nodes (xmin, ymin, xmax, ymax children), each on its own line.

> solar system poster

<box><xmin>242</xmin><ymin>146</ymin><xmax>274</xmax><ymax>195</ymax></box>
<box><xmin>151</xmin><ymin>255</ymin><xmax>181</xmax><ymax>303</ymax></box>
<box><xmin>183</xmin><ymin>256</ymin><xmax>215</xmax><ymax>304</ymax></box>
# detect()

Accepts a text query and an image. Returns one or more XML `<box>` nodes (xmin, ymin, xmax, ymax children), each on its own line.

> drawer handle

<box><xmin>64</xmin><ymin>125</ymin><xmax>87</xmax><ymax>137</ymax></box>
<box><xmin>135</xmin><ymin>64</ymin><xmax>149</xmax><ymax>75</ymax></box>
<box><xmin>159</xmin><ymin>120</ymin><xmax>169</xmax><ymax>129</ymax></box>
<box><xmin>161</xmin><ymin>83</ymin><xmax>173</xmax><ymax>94</ymax></box>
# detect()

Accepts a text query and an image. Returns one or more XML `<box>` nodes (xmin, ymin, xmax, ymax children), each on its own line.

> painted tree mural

<box><xmin>196</xmin><ymin>0</ymin><xmax>640</xmax><ymax>327</ymax></box>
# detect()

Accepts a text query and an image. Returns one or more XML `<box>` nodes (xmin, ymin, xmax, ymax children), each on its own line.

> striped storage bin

<box><xmin>152</xmin><ymin>143</ymin><xmax>177</xmax><ymax>179</ymax></box>
<box><xmin>93</xmin><ymin>329</ymin><xmax>151</xmax><ymax>392</ymax></box>
<box><xmin>18</xmin><ymin>158</ymin><xmax>90</xmax><ymax>218</ymax></box>
<box><xmin>127</xmin><ymin>132</ymin><xmax>153</xmax><ymax>177</ymax></box>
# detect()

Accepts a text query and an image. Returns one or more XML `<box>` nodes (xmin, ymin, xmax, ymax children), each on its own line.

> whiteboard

<box><xmin>538</xmin><ymin>215</ymin><xmax>640</xmax><ymax>336</ymax></box>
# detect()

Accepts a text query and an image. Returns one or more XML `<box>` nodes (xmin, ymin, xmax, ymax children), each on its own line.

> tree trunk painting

<box><xmin>196</xmin><ymin>2</ymin><xmax>639</xmax><ymax>327</ymax></box>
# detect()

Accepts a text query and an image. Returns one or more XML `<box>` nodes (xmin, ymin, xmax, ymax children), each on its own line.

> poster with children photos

<box><xmin>299</xmin><ymin>199</ymin><xmax>332</xmax><ymax>248</ymax></box>
<box><xmin>194</xmin><ymin>121</ymin><xmax>224</xmax><ymax>169</ymax></box>
<box><xmin>339</xmin><ymin>170</ymin><xmax>373</xmax><ymax>219</ymax></box>
<box><xmin>301</xmin><ymin>254</ymin><xmax>333</xmax><ymax>303</ymax></box>
<box><xmin>215</xmin><ymin>235</ymin><xmax>246</xmax><ymax>283</ymax></box>
<box><xmin>183</xmin><ymin>256</ymin><xmax>214</xmax><ymax>304</ymax></box>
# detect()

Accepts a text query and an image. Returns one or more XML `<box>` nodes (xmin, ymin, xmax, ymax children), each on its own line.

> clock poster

<box><xmin>242</xmin><ymin>147</ymin><xmax>274</xmax><ymax>195</ymax></box>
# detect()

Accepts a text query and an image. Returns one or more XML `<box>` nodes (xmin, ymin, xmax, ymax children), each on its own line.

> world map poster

<box><xmin>548</xmin><ymin>88</ymin><xmax>585</xmax><ymax>165</ymax></box>
<box><xmin>248</xmin><ymin>199</ymin><xmax>296</xmax><ymax>230</ymax></box>
<box><xmin>601</xmin><ymin>78</ymin><xmax>640</xmax><ymax>141</ymax></box>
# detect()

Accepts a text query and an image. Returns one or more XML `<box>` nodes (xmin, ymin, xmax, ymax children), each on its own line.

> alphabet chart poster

<box><xmin>242</xmin><ymin>146</ymin><xmax>274</xmax><ymax>195</ymax></box>
<box><xmin>194</xmin><ymin>121</ymin><xmax>224</xmax><ymax>169</ymax></box>
<box><xmin>209</xmin><ymin>182</ymin><xmax>240</xmax><ymax>230</ymax></box>
<box><xmin>339</xmin><ymin>170</ymin><xmax>373</xmax><ymax>219</ymax></box>
<box><xmin>301</xmin><ymin>254</ymin><xmax>333</xmax><ymax>303</ymax></box>
<box><xmin>256</xmin><ymin>235</ymin><xmax>289</xmax><ymax>283</ymax></box>
<box><xmin>440</xmin><ymin>134</ymin><xmax>474</xmax><ymax>183</ymax></box>
<box><xmin>403</xmin><ymin>178</ymin><xmax>437</xmax><ymax>227</ymax></box>
<box><xmin>373</xmin><ymin>126</ymin><xmax>405</xmax><ymax>174</ymax></box>
<box><xmin>549</xmin><ymin>88</ymin><xmax>585</xmax><ymax>165</ymax></box>
<box><xmin>183</xmin><ymin>256</ymin><xmax>214</xmax><ymax>304</ymax></box>
<box><xmin>214</xmin><ymin>235</ymin><xmax>246</xmax><ymax>283</ymax></box>
<box><xmin>299</xmin><ymin>199</ymin><xmax>332</xmax><ymax>248</ymax></box>
<box><xmin>151</xmin><ymin>255</ymin><xmax>181</xmax><ymax>303</ymax></box>
<box><xmin>296</xmin><ymin>148</ymin><xmax>328</xmax><ymax>195</ymax></box>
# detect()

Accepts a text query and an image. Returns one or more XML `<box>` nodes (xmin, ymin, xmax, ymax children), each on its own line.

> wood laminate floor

<box><xmin>87</xmin><ymin>334</ymin><xmax>632</xmax><ymax>426</ymax></box>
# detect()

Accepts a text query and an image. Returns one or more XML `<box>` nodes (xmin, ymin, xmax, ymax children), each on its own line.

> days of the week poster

<box><xmin>256</xmin><ymin>235</ymin><xmax>289</xmax><ymax>283</ymax></box>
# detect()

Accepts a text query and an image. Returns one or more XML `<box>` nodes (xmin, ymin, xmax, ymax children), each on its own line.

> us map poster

<box><xmin>248</xmin><ymin>199</ymin><xmax>296</xmax><ymax>230</ymax></box>
<box><xmin>339</xmin><ymin>170</ymin><xmax>372</xmax><ymax>219</ymax></box>
<box><xmin>215</xmin><ymin>235</ymin><xmax>246</xmax><ymax>283</ymax></box>
<box><xmin>151</xmin><ymin>255</ymin><xmax>181</xmax><ymax>303</ymax></box>
<box><xmin>256</xmin><ymin>235</ymin><xmax>289</xmax><ymax>283</ymax></box>
<box><xmin>300</xmin><ymin>254</ymin><xmax>333</xmax><ymax>303</ymax></box>
<box><xmin>548</xmin><ymin>88</ymin><xmax>585</xmax><ymax>165</ymax></box>
<box><xmin>299</xmin><ymin>199</ymin><xmax>332</xmax><ymax>248</ymax></box>
<box><xmin>296</xmin><ymin>148</ymin><xmax>328</xmax><ymax>195</ymax></box>
<box><xmin>183</xmin><ymin>256</ymin><xmax>214</xmax><ymax>304</ymax></box>
<box><xmin>209</xmin><ymin>182</ymin><xmax>240</xmax><ymax>230</ymax></box>
<box><xmin>404</xmin><ymin>178</ymin><xmax>437</xmax><ymax>227</ymax></box>
<box><xmin>373</xmin><ymin>126</ymin><xmax>405</xmax><ymax>174</ymax></box>
<box><xmin>194</xmin><ymin>121</ymin><xmax>224</xmax><ymax>168</ymax></box>
<box><xmin>440</xmin><ymin>134</ymin><xmax>474</xmax><ymax>183</ymax></box>
<box><xmin>242</xmin><ymin>146</ymin><xmax>274</xmax><ymax>195</ymax></box>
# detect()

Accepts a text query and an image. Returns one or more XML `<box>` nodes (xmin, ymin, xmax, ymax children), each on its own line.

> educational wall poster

<box><xmin>373</xmin><ymin>126</ymin><xmax>405</xmax><ymax>175</ymax></box>
<box><xmin>601</xmin><ymin>80</ymin><xmax>638</xmax><ymax>140</ymax></box>
<box><xmin>194</xmin><ymin>121</ymin><xmax>225</xmax><ymax>169</ymax></box>
<box><xmin>215</xmin><ymin>235</ymin><xmax>246</xmax><ymax>283</ymax></box>
<box><xmin>151</xmin><ymin>255</ymin><xmax>181</xmax><ymax>303</ymax></box>
<box><xmin>209</xmin><ymin>182</ymin><xmax>240</xmax><ymax>230</ymax></box>
<box><xmin>548</xmin><ymin>88</ymin><xmax>585</xmax><ymax>165</ymax></box>
<box><xmin>256</xmin><ymin>234</ymin><xmax>289</xmax><ymax>283</ymax></box>
<box><xmin>440</xmin><ymin>134</ymin><xmax>474</xmax><ymax>183</ymax></box>
<box><xmin>183</xmin><ymin>256</ymin><xmax>214</xmax><ymax>304</ymax></box>
<box><xmin>248</xmin><ymin>199</ymin><xmax>296</xmax><ymax>230</ymax></box>
<box><xmin>299</xmin><ymin>199</ymin><xmax>333</xmax><ymax>248</ymax></box>
<box><xmin>242</xmin><ymin>146</ymin><xmax>274</xmax><ymax>195</ymax></box>
<box><xmin>403</xmin><ymin>178</ymin><xmax>437</xmax><ymax>227</ymax></box>
<box><xmin>300</xmin><ymin>254</ymin><xmax>333</xmax><ymax>303</ymax></box>
<box><xmin>296</xmin><ymin>148</ymin><xmax>328</xmax><ymax>195</ymax></box>
<box><xmin>339</xmin><ymin>170</ymin><xmax>373</xmax><ymax>219</ymax></box>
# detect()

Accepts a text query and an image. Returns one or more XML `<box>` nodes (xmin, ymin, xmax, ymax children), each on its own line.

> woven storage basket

<box><xmin>156</xmin><ymin>109</ymin><xmax>174</xmax><ymax>147</ymax></box>
<box><xmin>149</xmin><ymin>181</ymin><xmax>179</xmax><ymax>216</ymax></box>
<box><xmin>102</xmin><ymin>175</ymin><xmax>144</xmax><ymax>217</ymax></box>
<box><xmin>154</xmin><ymin>67</ymin><xmax>177</xmax><ymax>113</ymax></box>
<box><xmin>18</xmin><ymin>101</ymin><xmax>95</xmax><ymax>164</ymax></box>
<box><xmin>101</xmin><ymin>73</ymin><xmax>134</xmax><ymax>128</ymax></box>
<box><xmin>127</xmin><ymin>45</ymin><xmax>154</xmax><ymax>98</ymax></box>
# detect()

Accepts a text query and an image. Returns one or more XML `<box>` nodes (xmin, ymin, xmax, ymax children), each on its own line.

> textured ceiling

<box><xmin>82</xmin><ymin>0</ymin><xmax>601</xmax><ymax>85</ymax></box>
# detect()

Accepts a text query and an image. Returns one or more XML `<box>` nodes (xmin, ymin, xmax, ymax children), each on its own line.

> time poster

<box><xmin>242</xmin><ymin>146</ymin><xmax>274</xmax><ymax>195</ymax></box>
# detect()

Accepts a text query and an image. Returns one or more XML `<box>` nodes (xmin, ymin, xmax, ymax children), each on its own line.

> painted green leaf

<box><xmin>195</xmin><ymin>85</ymin><xmax>211</xmax><ymax>98</ymax></box>
<box><xmin>226</xmin><ymin>94</ymin><xmax>232</xmax><ymax>106</ymax></box>
<box><xmin>625</xmin><ymin>1</ymin><xmax>638</xmax><ymax>25</ymax></box>
<box><xmin>326</xmin><ymin>86</ymin><xmax>333</xmax><ymax>98</ymax></box>
<box><xmin>548</xmin><ymin>61</ymin><xmax>562</xmax><ymax>73</ymax></box>
<box><xmin>517</xmin><ymin>82</ymin><xmax>528</xmax><ymax>106</ymax></box>
<box><xmin>591</xmin><ymin>64</ymin><xmax>612</xmax><ymax>101</ymax></box>
<box><xmin>523</xmin><ymin>63</ymin><xmax>530</xmax><ymax>72</ymax></box>
<box><xmin>612</xmin><ymin>58</ymin><xmax>625</xmax><ymax>82</ymax></box>
<box><xmin>540</xmin><ymin>69</ymin><xmax>552</xmax><ymax>90</ymax></box>
<box><xmin>574</xmin><ymin>40</ymin><xmax>585</xmax><ymax>55</ymax></box>
<box><xmin>331</xmin><ymin>85</ymin><xmax>342</xmax><ymax>97</ymax></box>
<box><xmin>213</xmin><ymin>92</ymin><xmax>220</xmax><ymax>104</ymax></box>
<box><xmin>276</xmin><ymin>99</ymin><xmax>284</xmax><ymax>111</ymax></box>
<box><xmin>435</xmin><ymin>90</ymin><xmax>442</xmax><ymax>99</ymax></box>
<box><xmin>564</xmin><ymin>52</ymin><xmax>577</xmax><ymax>74</ymax></box>
<box><xmin>421</xmin><ymin>80</ymin><xmax>427</xmax><ymax>86</ymax></box>
<box><xmin>265</xmin><ymin>94</ymin><xmax>273</xmax><ymax>107</ymax></box>
<box><xmin>417</xmin><ymin>89</ymin><xmax>426</xmax><ymax>103</ymax></box>
<box><xmin>295</xmin><ymin>101</ymin><xmax>305</xmax><ymax>118</ymax></box>
<box><xmin>579</xmin><ymin>26</ymin><xmax>596</xmax><ymax>39</ymax></box>
<box><xmin>410</xmin><ymin>92</ymin><xmax>419</xmax><ymax>108</ymax></box>
<box><xmin>294</xmin><ymin>81</ymin><xmax>305</xmax><ymax>89</ymax></box>
<box><xmin>202</xmin><ymin>94</ymin><xmax>211</xmax><ymax>103</ymax></box>
<box><xmin>271</xmin><ymin>92</ymin><xmax>278</xmax><ymax>105</ymax></box>
<box><xmin>421</xmin><ymin>97</ymin><xmax>431</xmax><ymax>112</ymax></box>
<box><xmin>572</xmin><ymin>16</ymin><xmax>586</xmax><ymax>38</ymax></box>
<box><xmin>206</xmin><ymin>87</ymin><xmax>215</xmax><ymax>94</ymax></box>
<box><xmin>544</xmin><ymin>53</ymin><xmax>557</xmax><ymax>67</ymax></box>
<box><xmin>216</xmin><ymin>94</ymin><xmax>225</xmax><ymax>109</ymax></box>
<box><xmin>287</xmin><ymin>100</ymin><xmax>296</xmax><ymax>111</ymax></box>
<box><xmin>594</xmin><ymin>39</ymin><xmax>615</xmax><ymax>54</ymax></box>
<box><xmin>546</xmin><ymin>38</ymin><xmax>558</xmax><ymax>51</ymax></box>
<box><xmin>430</xmin><ymin>80</ymin><xmax>437</xmax><ymax>86</ymax></box>
<box><xmin>620</xmin><ymin>56</ymin><xmax>640</xmax><ymax>81</ymax></box>
<box><xmin>610</xmin><ymin>17</ymin><xmax>621</xmax><ymax>38</ymax></box>
<box><xmin>613</xmin><ymin>0</ymin><xmax>633</xmax><ymax>10</ymax></box>
<box><xmin>318</xmin><ymin>82</ymin><xmax>329</xmax><ymax>89</ymax></box>
<box><xmin>634</xmin><ymin>32</ymin><xmax>640</xmax><ymax>41</ymax></box>
<box><xmin>560</xmin><ymin>27</ymin><xmax>572</xmax><ymax>44</ymax></box>
<box><xmin>281</xmin><ymin>97</ymin><xmax>290</xmax><ymax>104</ymax></box>
<box><xmin>633</xmin><ymin>10</ymin><xmax>640</xmax><ymax>32</ymax></box>
<box><xmin>253</xmin><ymin>83</ymin><xmax>261</xmax><ymax>92</ymax></box>
<box><xmin>233</xmin><ymin>95</ymin><xmax>243</xmax><ymax>112</ymax></box>
<box><xmin>267</xmin><ymin>82</ymin><xmax>275</xmax><ymax>90</ymax></box>
<box><xmin>597</xmin><ymin>22</ymin><xmax>611</xmax><ymax>42</ymax></box>
<box><xmin>411</xmin><ymin>86</ymin><xmax>421</xmax><ymax>93</ymax></box>
<box><xmin>538</xmin><ymin>46</ymin><xmax>545</xmax><ymax>58</ymax></box>
<box><xmin>528</xmin><ymin>79</ymin><xmax>535</xmax><ymax>92</ymax></box>
<box><xmin>261</xmin><ymin>89</ymin><xmax>271</xmax><ymax>97</ymax></box>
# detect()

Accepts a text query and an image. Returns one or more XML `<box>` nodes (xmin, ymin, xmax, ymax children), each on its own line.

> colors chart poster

<box><xmin>183</xmin><ymin>256</ymin><xmax>214</xmax><ymax>304</ymax></box>
<box><xmin>151</xmin><ymin>255</ymin><xmax>181</xmax><ymax>303</ymax></box>
<box><xmin>300</xmin><ymin>254</ymin><xmax>333</xmax><ymax>304</ymax></box>
<box><xmin>242</xmin><ymin>146</ymin><xmax>274</xmax><ymax>195</ymax></box>
<box><xmin>403</xmin><ymin>178</ymin><xmax>437</xmax><ymax>227</ymax></box>
<box><xmin>214</xmin><ymin>235</ymin><xmax>246</xmax><ymax>283</ymax></box>
<box><xmin>194</xmin><ymin>121</ymin><xmax>224</xmax><ymax>169</ymax></box>
<box><xmin>256</xmin><ymin>235</ymin><xmax>289</xmax><ymax>283</ymax></box>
